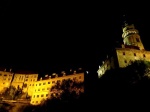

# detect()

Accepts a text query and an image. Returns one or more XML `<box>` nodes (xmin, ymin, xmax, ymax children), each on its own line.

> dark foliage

<box><xmin>23</xmin><ymin>79</ymin><xmax>84</xmax><ymax>112</ymax></box>
<box><xmin>93</xmin><ymin>60</ymin><xmax>150</xmax><ymax>111</ymax></box>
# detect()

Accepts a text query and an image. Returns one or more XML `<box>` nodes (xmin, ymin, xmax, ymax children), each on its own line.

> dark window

<box><xmin>136</xmin><ymin>38</ymin><xmax>140</xmax><ymax>42</ymax></box>
<box><xmin>134</xmin><ymin>53</ymin><xmax>136</xmax><ymax>56</ymax></box>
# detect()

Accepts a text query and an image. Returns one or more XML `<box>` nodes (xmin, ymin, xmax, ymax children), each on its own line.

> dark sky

<box><xmin>1</xmin><ymin>1</ymin><xmax>150</xmax><ymax>73</ymax></box>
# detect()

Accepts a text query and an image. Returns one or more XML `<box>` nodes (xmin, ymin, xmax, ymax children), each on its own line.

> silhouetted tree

<box><xmin>50</xmin><ymin>79</ymin><xmax>84</xmax><ymax>102</ymax></box>
<box><xmin>23</xmin><ymin>79</ymin><xmax>84</xmax><ymax>112</ymax></box>
<box><xmin>1</xmin><ymin>85</ymin><xmax>23</xmax><ymax>100</ymax></box>
<box><xmin>95</xmin><ymin>60</ymin><xmax>150</xmax><ymax>110</ymax></box>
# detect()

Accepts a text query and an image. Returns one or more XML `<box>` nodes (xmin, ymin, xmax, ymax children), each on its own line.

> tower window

<box><xmin>136</xmin><ymin>38</ymin><xmax>140</xmax><ymax>42</ymax></box>
<box><xmin>123</xmin><ymin>52</ymin><xmax>125</xmax><ymax>55</ymax></box>
<box><xmin>134</xmin><ymin>53</ymin><xmax>136</xmax><ymax>56</ymax></box>
<box><xmin>143</xmin><ymin>54</ymin><xmax>146</xmax><ymax>58</ymax></box>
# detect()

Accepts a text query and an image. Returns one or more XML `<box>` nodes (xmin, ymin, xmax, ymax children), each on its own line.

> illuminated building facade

<box><xmin>0</xmin><ymin>68</ymin><xmax>14</xmax><ymax>92</ymax></box>
<box><xmin>0</xmin><ymin>69</ymin><xmax>38</xmax><ymax>96</ymax></box>
<box><xmin>97</xmin><ymin>23</ymin><xmax>150</xmax><ymax>78</ymax></box>
<box><xmin>30</xmin><ymin>72</ymin><xmax>84</xmax><ymax>105</ymax></box>
<box><xmin>0</xmin><ymin>67</ymin><xmax>84</xmax><ymax>105</ymax></box>
<box><xmin>11</xmin><ymin>70</ymin><xmax>38</xmax><ymax>96</ymax></box>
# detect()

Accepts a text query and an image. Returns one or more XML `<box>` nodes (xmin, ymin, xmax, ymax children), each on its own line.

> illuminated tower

<box><xmin>97</xmin><ymin>19</ymin><xmax>150</xmax><ymax>78</ymax></box>
<box><xmin>122</xmin><ymin>23</ymin><xmax>145</xmax><ymax>50</ymax></box>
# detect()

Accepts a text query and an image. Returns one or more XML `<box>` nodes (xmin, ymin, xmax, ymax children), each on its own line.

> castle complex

<box><xmin>0</xmin><ymin>67</ymin><xmax>84</xmax><ymax>105</ymax></box>
<box><xmin>97</xmin><ymin>23</ymin><xmax>150</xmax><ymax>78</ymax></box>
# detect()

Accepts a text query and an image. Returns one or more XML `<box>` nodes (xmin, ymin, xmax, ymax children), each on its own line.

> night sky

<box><xmin>1</xmin><ymin>1</ymin><xmax>150</xmax><ymax>73</ymax></box>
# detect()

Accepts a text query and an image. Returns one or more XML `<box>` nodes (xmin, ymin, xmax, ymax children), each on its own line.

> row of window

<box><xmin>0</xmin><ymin>74</ymin><xmax>12</xmax><ymax>76</ymax></box>
<box><xmin>25</xmin><ymin>75</ymin><xmax>37</xmax><ymax>78</ymax></box>
<box><xmin>31</xmin><ymin>101</ymin><xmax>40</xmax><ymax>104</ymax></box>
<box><xmin>25</xmin><ymin>79</ymin><xmax>36</xmax><ymax>82</ymax></box>
<box><xmin>2</xmin><ymin>78</ymin><xmax>11</xmax><ymax>81</ymax></box>
<box><xmin>32</xmin><ymin>76</ymin><xmax>82</xmax><ymax>87</ymax></box>
<box><xmin>35</xmin><ymin>87</ymin><xmax>50</xmax><ymax>92</ymax></box>
<box><xmin>123</xmin><ymin>52</ymin><xmax>146</xmax><ymax>57</ymax></box>
<box><xmin>32</xmin><ymin>94</ymin><xmax>48</xmax><ymax>98</ymax></box>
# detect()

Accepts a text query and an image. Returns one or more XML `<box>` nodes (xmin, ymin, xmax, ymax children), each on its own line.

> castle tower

<box><xmin>122</xmin><ymin>23</ymin><xmax>145</xmax><ymax>50</ymax></box>
<box><xmin>97</xmin><ymin>20</ymin><xmax>150</xmax><ymax>78</ymax></box>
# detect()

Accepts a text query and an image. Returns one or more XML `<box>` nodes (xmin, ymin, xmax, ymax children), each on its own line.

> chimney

<box><xmin>61</xmin><ymin>71</ymin><xmax>66</xmax><ymax>76</ymax></box>
<box><xmin>45</xmin><ymin>74</ymin><xmax>48</xmax><ymax>77</ymax></box>
<box><xmin>10</xmin><ymin>68</ymin><xmax>12</xmax><ymax>72</ymax></box>
<box><xmin>40</xmin><ymin>77</ymin><xmax>42</xmax><ymax>80</ymax></box>
<box><xmin>49</xmin><ymin>76</ymin><xmax>51</xmax><ymax>79</ymax></box>
<box><xmin>4</xmin><ymin>68</ymin><xmax>6</xmax><ymax>72</ymax></box>
<box><xmin>73</xmin><ymin>70</ymin><xmax>76</xmax><ymax>74</ymax></box>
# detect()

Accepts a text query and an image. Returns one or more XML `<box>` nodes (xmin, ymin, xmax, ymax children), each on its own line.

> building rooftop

<box><xmin>0</xmin><ymin>67</ymin><xmax>12</xmax><ymax>72</ymax></box>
